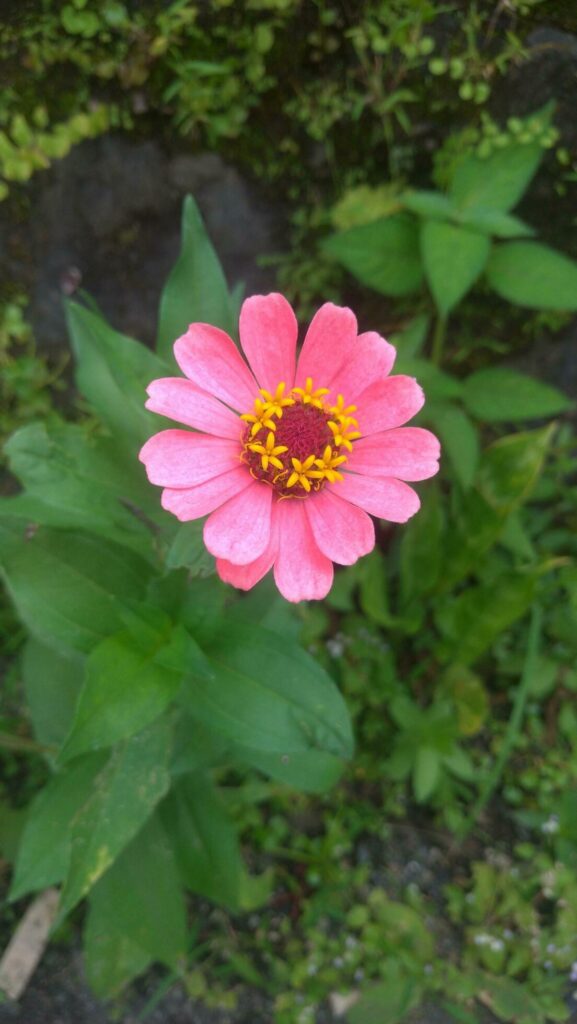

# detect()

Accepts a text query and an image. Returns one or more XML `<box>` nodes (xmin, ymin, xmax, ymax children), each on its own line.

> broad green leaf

<box><xmin>401</xmin><ymin>189</ymin><xmax>455</xmax><ymax>220</ymax></box>
<box><xmin>471</xmin><ymin>971</ymin><xmax>544</xmax><ymax>1022</ymax></box>
<box><xmin>420</xmin><ymin>220</ymin><xmax>491</xmax><ymax>316</ymax></box>
<box><xmin>463</xmin><ymin>367</ymin><xmax>571</xmax><ymax>421</ymax></box>
<box><xmin>185</xmin><ymin>622</ymin><xmax>353</xmax><ymax>762</ymax></box>
<box><xmin>161</xmin><ymin>772</ymin><xmax>244</xmax><ymax>910</ymax></box>
<box><xmin>84</xmin><ymin>899</ymin><xmax>152</xmax><ymax>999</ymax></box>
<box><xmin>390</xmin><ymin>312</ymin><xmax>430</xmax><ymax>357</ymax></box>
<box><xmin>399</xmin><ymin>485</ymin><xmax>445</xmax><ymax>606</ymax></box>
<box><xmin>349</xmin><ymin>963</ymin><xmax>421</xmax><ymax>1024</ymax></box>
<box><xmin>59</xmin><ymin>622</ymin><xmax>184</xmax><ymax>762</ymax></box>
<box><xmin>10</xmin><ymin>752</ymin><xmax>108</xmax><ymax>900</ymax></box>
<box><xmin>441</xmin><ymin>426</ymin><xmax>554</xmax><ymax>587</ymax></box>
<box><xmin>435</xmin><ymin>571</ymin><xmax>538</xmax><ymax>666</ymax></box>
<box><xmin>476</xmin><ymin>425</ymin><xmax>555</xmax><ymax>512</ymax></box>
<box><xmin>323</xmin><ymin>214</ymin><xmax>423</xmax><ymax>297</ymax></box>
<box><xmin>22</xmin><ymin>639</ymin><xmax>83</xmax><ymax>747</ymax></box>
<box><xmin>428</xmin><ymin>403</ymin><xmax>480</xmax><ymax>489</ymax></box>
<box><xmin>449</xmin><ymin>104</ymin><xmax>553</xmax><ymax>212</ymax></box>
<box><xmin>457</xmin><ymin>208</ymin><xmax>534</xmax><ymax>238</ymax></box>
<box><xmin>232</xmin><ymin>745</ymin><xmax>346</xmax><ymax>793</ymax></box>
<box><xmin>86</xmin><ymin>814</ymin><xmax>186</xmax><ymax>971</ymax></box>
<box><xmin>65</xmin><ymin>300</ymin><xmax>168</xmax><ymax>447</ymax></box>
<box><xmin>0</xmin><ymin>522</ymin><xmax>151</xmax><ymax>655</ymax></box>
<box><xmin>0</xmin><ymin>804</ymin><xmax>26</xmax><ymax>865</ymax></box>
<box><xmin>413</xmin><ymin>747</ymin><xmax>441</xmax><ymax>802</ymax></box>
<box><xmin>58</xmin><ymin>716</ymin><xmax>172</xmax><ymax>920</ymax></box>
<box><xmin>166</xmin><ymin>521</ymin><xmax>215</xmax><ymax>576</ymax></box>
<box><xmin>486</xmin><ymin>241</ymin><xmax>577</xmax><ymax>310</ymax></box>
<box><xmin>394</xmin><ymin>356</ymin><xmax>462</xmax><ymax>401</ymax></box>
<box><xmin>4</xmin><ymin>422</ymin><xmax>156</xmax><ymax>549</ymax></box>
<box><xmin>156</xmin><ymin>195</ymin><xmax>235</xmax><ymax>361</ymax></box>
<box><xmin>331</xmin><ymin>183</ymin><xmax>403</xmax><ymax>229</ymax></box>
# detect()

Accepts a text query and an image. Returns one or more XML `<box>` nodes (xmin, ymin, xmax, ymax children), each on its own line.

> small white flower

<box><xmin>541</xmin><ymin>815</ymin><xmax>560</xmax><ymax>835</ymax></box>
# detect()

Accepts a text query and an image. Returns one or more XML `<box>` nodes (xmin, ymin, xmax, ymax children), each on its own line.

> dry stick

<box><xmin>457</xmin><ymin>602</ymin><xmax>542</xmax><ymax>844</ymax></box>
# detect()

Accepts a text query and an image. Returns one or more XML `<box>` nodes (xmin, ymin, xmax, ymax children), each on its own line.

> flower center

<box><xmin>240</xmin><ymin>380</ymin><xmax>360</xmax><ymax>497</ymax></box>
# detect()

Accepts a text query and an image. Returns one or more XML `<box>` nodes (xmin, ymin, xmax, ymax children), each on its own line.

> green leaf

<box><xmin>476</xmin><ymin>425</ymin><xmax>556</xmax><ymax>512</ymax></box>
<box><xmin>428</xmin><ymin>403</ymin><xmax>480</xmax><ymax>489</ymax></box>
<box><xmin>486</xmin><ymin>241</ymin><xmax>577</xmax><ymax>310</ymax></box>
<box><xmin>161</xmin><ymin>772</ymin><xmax>244</xmax><ymax>910</ymax></box>
<box><xmin>165</xmin><ymin>521</ymin><xmax>215</xmax><ymax>576</ymax></box>
<box><xmin>231</xmin><ymin>745</ymin><xmax>346</xmax><ymax>793</ymax></box>
<box><xmin>435</xmin><ymin>571</ymin><xmax>538</xmax><ymax>666</ymax></box>
<box><xmin>323</xmin><ymin>214</ymin><xmax>423</xmax><ymax>297</ymax></box>
<box><xmin>458</xmin><ymin>208</ymin><xmax>534</xmax><ymax>238</ymax></box>
<box><xmin>10</xmin><ymin>752</ymin><xmax>108</xmax><ymax>900</ymax></box>
<box><xmin>441</xmin><ymin>426</ymin><xmax>554</xmax><ymax>587</ymax></box>
<box><xmin>65</xmin><ymin>300</ymin><xmax>168</xmax><ymax>447</ymax></box>
<box><xmin>472</xmin><ymin>971</ymin><xmax>544</xmax><ymax>1022</ymax></box>
<box><xmin>401</xmin><ymin>189</ymin><xmax>455</xmax><ymax>220</ymax></box>
<box><xmin>449</xmin><ymin>104</ymin><xmax>554</xmax><ymax>212</ymax></box>
<box><xmin>84</xmin><ymin>901</ymin><xmax>152</xmax><ymax>999</ymax></box>
<box><xmin>86</xmin><ymin>814</ymin><xmax>186</xmax><ymax>972</ymax></box>
<box><xmin>399</xmin><ymin>485</ymin><xmax>445</xmax><ymax>607</ymax></box>
<box><xmin>420</xmin><ymin>220</ymin><xmax>491</xmax><ymax>316</ymax></box>
<box><xmin>59</xmin><ymin>621</ymin><xmax>184</xmax><ymax>762</ymax></box>
<box><xmin>58</xmin><ymin>716</ymin><xmax>172</xmax><ymax>920</ymax></box>
<box><xmin>156</xmin><ymin>195</ymin><xmax>236</xmax><ymax>361</ymax></box>
<box><xmin>394</xmin><ymin>356</ymin><xmax>463</xmax><ymax>401</ymax></box>
<box><xmin>413</xmin><ymin>747</ymin><xmax>441</xmax><ymax>802</ymax></box>
<box><xmin>349</xmin><ymin>963</ymin><xmax>421</xmax><ymax>1024</ymax></box>
<box><xmin>390</xmin><ymin>313</ymin><xmax>430</xmax><ymax>357</ymax></box>
<box><xmin>22</xmin><ymin>639</ymin><xmax>83</xmax><ymax>747</ymax></box>
<box><xmin>463</xmin><ymin>367</ymin><xmax>571</xmax><ymax>422</ymax></box>
<box><xmin>185</xmin><ymin>621</ymin><xmax>353</xmax><ymax>763</ymax></box>
<box><xmin>4</xmin><ymin>422</ymin><xmax>157</xmax><ymax>549</ymax></box>
<box><xmin>0</xmin><ymin>522</ymin><xmax>151</xmax><ymax>655</ymax></box>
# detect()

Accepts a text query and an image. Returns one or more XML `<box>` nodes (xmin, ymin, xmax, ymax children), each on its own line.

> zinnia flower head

<box><xmin>139</xmin><ymin>295</ymin><xmax>440</xmax><ymax>602</ymax></box>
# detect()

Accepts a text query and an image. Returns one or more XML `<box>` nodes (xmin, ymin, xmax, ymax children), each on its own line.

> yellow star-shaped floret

<box><xmin>309</xmin><ymin>445</ymin><xmax>348</xmax><ymax>483</ymax></box>
<box><xmin>240</xmin><ymin>398</ymin><xmax>277</xmax><ymax>437</ymax></box>
<box><xmin>259</xmin><ymin>382</ymin><xmax>294</xmax><ymax>419</ymax></box>
<box><xmin>292</xmin><ymin>377</ymin><xmax>330</xmax><ymax>410</ymax></box>
<box><xmin>286</xmin><ymin>454</ymin><xmax>317</xmax><ymax>492</ymax></box>
<box><xmin>328</xmin><ymin>418</ymin><xmax>361</xmax><ymax>452</ymax></box>
<box><xmin>247</xmin><ymin>431</ymin><xmax>288</xmax><ymax>471</ymax></box>
<box><xmin>329</xmin><ymin>395</ymin><xmax>357</xmax><ymax>421</ymax></box>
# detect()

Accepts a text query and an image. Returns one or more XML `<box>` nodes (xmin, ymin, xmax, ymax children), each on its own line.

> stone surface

<box><xmin>0</xmin><ymin>137</ymin><xmax>285</xmax><ymax>351</ymax></box>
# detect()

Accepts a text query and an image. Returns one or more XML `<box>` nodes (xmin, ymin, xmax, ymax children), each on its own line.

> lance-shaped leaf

<box><xmin>420</xmin><ymin>220</ymin><xmax>491</xmax><ymax>316</ymax></box>
<box><xmin>486</xmin><ymin>241</ymin><xmax>577</xmax><ymax>310</ymax></box>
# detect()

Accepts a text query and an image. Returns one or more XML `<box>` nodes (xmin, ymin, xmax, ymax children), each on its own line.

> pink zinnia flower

<box><xmin>139</xmin><ymin>295</ymin><xmax>440</xmax><ymax>602</ymax></box>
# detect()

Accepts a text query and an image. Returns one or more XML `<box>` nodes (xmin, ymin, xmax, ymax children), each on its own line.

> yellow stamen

<box><xmin>259</xmin><ymin>382</ymin><xmax>295</xmax><ymax>419</ymax></box>
<box><xmin>248</xmin><ymin>431</ymin><xmax>288</xmax><ymax>471</ymax></box>
<box><xmin>309</xmin><ymin>445</ymin><xmax>348</xmax><ymax>483</ymax></box>
<box><xmin>330</xmin><ymin>395</ymin><xmax>357</xmax><ymax>421</ymax></box>
<box><xmin>286</xmin><ymin>454</ymin><xmax>317</xmax><ymax>492</ymax></box>
<box><xmin>328</xmin><ymin>419</ymin><xmax>361</xmax><ymax>452</ymax></box>
<box><xmin>240</xmin><ymin>398</ymin><xmax>278</xmax><ymax>437</ymax></box>
<box><xmin>292</xmin><ymin>377</ymin><xmax>330</xmax><ymax>410</ymax></box>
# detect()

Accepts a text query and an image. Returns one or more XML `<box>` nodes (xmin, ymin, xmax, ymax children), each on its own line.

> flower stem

<box><xmin>457</xmin><ymin>602</ymin><xmax>542</xmax><ymax>844</ymax></box>
<box><xmin>431</xmin><ymin>314</ymin><xmax>447</xmax><ymax>367</ymax></box>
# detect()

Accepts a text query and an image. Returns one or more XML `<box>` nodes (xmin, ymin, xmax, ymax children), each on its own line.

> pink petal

<box><xmin>273</xmin><ymin>500</ymin><xmax>333</xmax><ymax>602</ymax></box>
<box><xmin>328</xmin><ymin>331</ymin><xmax>397</xmax><ymax>403</ymax></box>
<box><xmin>161</xmin><ymin>467</ymin><xmax>253</xmax><ymax>521</ymax></box>
<box><xmin>204</xmin><ymin>481</ymin><xmax>272</xmax><ymax>565</ymax></box>
<box><xmin>174</xmin><ymin>323</ymin><xmax>257</xmax><ymax>412</ymax></box>
<box><xmin>239</xmin><ymin>293</ymin><xmax>298</xmax><ymax>392</ymax></box>
<box><xmin>295</xmin><ymin>303</ymin><xmax>356</xmax><ymax>390</ymax></box>
<box><xmin>357</xmin><ymin>376</ymin><xmax>425</xmax><ymax>434</ymax></box>
<box><xmin>337</xmin><ymin>473</ymin><xmax>420</xmax><ymax>523</ymax></box>
<box><xmin>146</xmin><ymin>377</ymin><xmax>241</xmax><ymax>439</ymax></box>
<box><xmin>347</xmin><ymin>427</ymin><xmax>441</xmax><ymax>481</ymax></box>
<box><xmin>306</xmin><ymin>490</ymin><xmax>375</xmax><ymax>566</ymax></box>
<box><xmin>216</xmin><ymin>507</ymin><xmax>279</xmax><ymax>590</ymax></box>
<box><xmin>139</xmin><ymin>430</ymin><xmax>240</xmax><ymax>487</ymax></box>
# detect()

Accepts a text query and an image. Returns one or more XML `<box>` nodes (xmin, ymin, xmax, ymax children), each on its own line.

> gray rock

<box><xmin>0</xmin><ymin>136</ymin><xmax>285</xmax><ymax>351</ymax></box>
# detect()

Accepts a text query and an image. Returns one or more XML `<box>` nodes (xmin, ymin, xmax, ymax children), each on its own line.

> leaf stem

<box><xmin>457</xmin><ymin>602</ymin><xmax>542</xmax><ymax>843</ymax></box>
<box><xmin>431</xmin><ymin>314</ymin><xmax>447</xmax><ymax>367</ymax></box>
